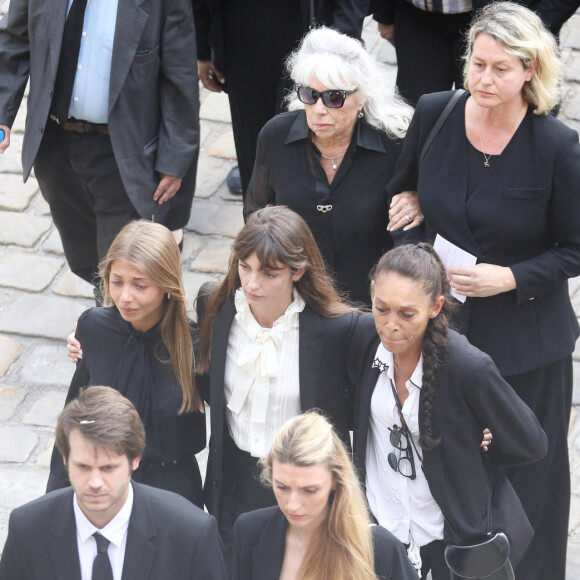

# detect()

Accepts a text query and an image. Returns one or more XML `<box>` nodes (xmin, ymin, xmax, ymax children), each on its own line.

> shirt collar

<box><xmin>285</xmin><ymin>110</ymin><xmax>387</xmax><ymax>154</ymax></box>
<box><xmin>372</xmin><ymin>342</ymin><xmax>423</xmax><ymax>388</ymax></box>
<box><xmin>74</xmin><ymin>481</ymin><xmax>134</xmax><ymax>546</ymax></box>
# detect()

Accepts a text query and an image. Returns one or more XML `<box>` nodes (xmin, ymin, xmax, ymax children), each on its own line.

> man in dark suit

<box><xmin>0</xmin><ymin>0</ymin><xmax>199</xmax><ymax>285</ymax></box>
<box><xmin>0</xmin><ymin>386</ymin><xmax>226</xmax><ymax>580</ymax></box>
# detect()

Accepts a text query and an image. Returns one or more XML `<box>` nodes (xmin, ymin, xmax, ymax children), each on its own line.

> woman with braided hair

<box><xmin>350</xmin><ymin>244</ymin><xmax>547</xmax><ymax>579</ymax></box>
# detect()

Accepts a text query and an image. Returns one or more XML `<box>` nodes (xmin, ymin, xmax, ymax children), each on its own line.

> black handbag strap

<box><xmin>419</xmin><ymin>89</ymin><xmax>466</xmax><ymax>167</ymax></box>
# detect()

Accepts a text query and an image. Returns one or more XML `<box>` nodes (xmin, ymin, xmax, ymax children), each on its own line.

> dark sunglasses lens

<box><xmin>388</xmin><ymin>452</ymin><xmax>398</xmax><ymax>472</ymax></box>
<box><xmin>298</xmin><ymin>86</ymin><xmax>317</xmax><ymax>105</ymax></box>
<box><xmin>389</xmin><ymin>428</ymin><xmax>401</xmax><ymax>448</ymax></box>
<box><xmin>324</xmin><ymin>91</ymin><xmax>346</xmax><ymax>108</ymax></box>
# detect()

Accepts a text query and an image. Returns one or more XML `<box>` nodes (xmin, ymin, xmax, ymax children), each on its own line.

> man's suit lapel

<box><xmin>252</xmin><ymin>508</ymin><xmax>288</xmax><ymax>578</ymax></box>
<box><xmin>108</xmin><ymin>0</ymin><xmax>149</xmax><ymax>115</ymax></box>
<box><xmin>298</xmin><ymin>307</ymin><xmax>324</xmax><ymax>412</ymax></box>
<box><xmin>49</xmin><ymin>490</ymin><xmax>82</xmax><ymax>580</ymax></box>
<box><xmin>122</xmin><ymin>483</ymin><xmax>157</xmax><ymax>580</ymax></box>
<box><xmin>47</xmin><ymin>0</ymin><xmax>69</xmax><ymax>86</ymax></box>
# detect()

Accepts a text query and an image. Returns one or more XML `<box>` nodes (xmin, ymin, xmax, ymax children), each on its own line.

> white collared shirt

<box><xmin>365</xmin><ymin>343</ymin><xmax>444</xmax><ymax>569</ymax></box>
<box><xmin>74</xmin><ymin>482</ymin><xmax>133</xmax><ymax>580</ymax></box>
<box><xmin>224</xmin><ymin>288</ymin><xmax>304</xmax><ymax>458</ymax></box>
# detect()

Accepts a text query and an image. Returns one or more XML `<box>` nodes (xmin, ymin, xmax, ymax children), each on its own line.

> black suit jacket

<box><xmin>0</xmin><ymin>482</ymin><xmax>227</xmax><ymax>580</ymax></box>
<box><xmin>192</xmin><ymin>0</ymin><xmax>370</xmax><ymax>73</ymax></box>
<box><xmin>350</xmin><ymin>315</ymin><xmax>548</xmax><ymax>568</ymax></box>
<box><xmin>197</xmin><ymin>290</ymin><xmax>358</xmax><ymax>524</ymax></box>
<box><xmin>232</xmin><ymin>505</ymin><xmax>418</xmax><ymax>580</ymax></box>
<box><xmin>388</xmin><ymin>90</ymin><xmax>580</xmax><ymax>376</ymax></box>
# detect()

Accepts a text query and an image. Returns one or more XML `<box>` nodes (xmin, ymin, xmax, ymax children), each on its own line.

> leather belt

<box><xmin>50</xmin><ymin>115</ymin><xmax>109</xmax><ymax>135</ymax></box>
<box><xmin>138</xmin><ymin>454</ymin><xmax>192</xmax><ymax>473</ymax></box>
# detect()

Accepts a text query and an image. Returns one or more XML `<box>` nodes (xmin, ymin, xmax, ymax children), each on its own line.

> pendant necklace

<box><xmin>475</xmin><ymin>102</ymin><xmax>525</xmax><ymax>168</ymax></box>
<box><xmin>320</xmin><ymin>149</ymin><xmax>347</xmax><ymax>171</ymax></box>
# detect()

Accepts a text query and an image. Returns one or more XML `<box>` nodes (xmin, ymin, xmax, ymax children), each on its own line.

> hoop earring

<box><xmin>358</xmin><ymin>111</ymin><xmax>363</xmax><ymax>119</ymax></box>
<box><xmin>167</xmin><ymin>293</ymin><xmax>171</xmax><ymax>300</ymax></box>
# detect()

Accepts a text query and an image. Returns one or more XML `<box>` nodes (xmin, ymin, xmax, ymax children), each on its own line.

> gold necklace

<box><xmin>475</xmin><ymin>102</ymin><xmax>525</xmax><ymax>168</ymax></box>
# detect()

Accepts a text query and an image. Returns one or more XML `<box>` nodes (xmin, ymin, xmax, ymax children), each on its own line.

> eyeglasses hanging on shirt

<box><xmin>388</xmin><ymin>378</ymin><xmax>422</xmax><ymax>480</ymax></box>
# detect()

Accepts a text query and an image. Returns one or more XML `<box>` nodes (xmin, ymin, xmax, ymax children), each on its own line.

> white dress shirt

<box><xmin>224</xmin><ymin>288</ymin><xmax>303</xmax><ymax>458</ymax></box>
<box><xmin>74</xmin><ymin>482</ymin><xmax>133</xmax><ymax>580</ymax></box>
<box><xmin>365</xmin><ymin>342</ymin><xmax>444</xmax><ymax>571</ymax></box>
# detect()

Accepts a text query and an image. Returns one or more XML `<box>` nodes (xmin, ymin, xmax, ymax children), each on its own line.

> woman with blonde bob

<box><xmin>232</xmin><ymin>411</ymin><xmax>417</xmax><ymax>580</ymax></box>
<box><xmin>49</xmin><ymin>220</ymin><xmax>206</xmax><ymax>506</ymax></box>
<box><xmin>388</xmin><ymin>4</ymin><xmax>580</xmax><ymax>578</ymax></box>
<box><xmin>196</xmin><ymin>206</ymin><xmax>359</xmax><ymax>563</ymax></box>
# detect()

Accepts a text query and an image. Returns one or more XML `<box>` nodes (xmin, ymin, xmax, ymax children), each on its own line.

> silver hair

<box><xmin>285</xmin><ymin>27</ymin><xmax>413</xmax><ymax>139</ymax></box>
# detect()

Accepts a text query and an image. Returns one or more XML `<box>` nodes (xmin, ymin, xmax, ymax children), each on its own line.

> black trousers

<box><xmin>393</xmin><ymin>0</ymin><xmax>472</xmax><ymax>107</ymax></box>
<box><xmin>218</xmin><ymin>428</ymin><xmax>276</xmax><ymax>571</ymax></box>
<box><xmin>419</xmin><ymin>539</ymin><xmax>448</xmax><ymax>580</ymax></box>
<box><xmin>504</xmin><ymin>356</ymin><xmax>572</xmax><ymax>580</ymax></box>
<box><xmin>34</xmin><ymin>121</ymin><xmax>139</xmax><ymax>284</ymax></box>
<box><xmin>221</xmin><ymin>0</ymin><xmax>303</xmax><ymax>198</ymax></box>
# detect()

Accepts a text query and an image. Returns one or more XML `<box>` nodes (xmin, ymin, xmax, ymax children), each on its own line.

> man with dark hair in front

<box><xmin>0</xmin><ymin>386</ymin><xmax>226</xmax><ymax>580</ymax></box>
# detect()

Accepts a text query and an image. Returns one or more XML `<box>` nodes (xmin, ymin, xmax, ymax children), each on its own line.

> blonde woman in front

<box><xmin>231</xmin><ymin>411</ymin><xmax>417</xmax><ymax>580</ymax></box>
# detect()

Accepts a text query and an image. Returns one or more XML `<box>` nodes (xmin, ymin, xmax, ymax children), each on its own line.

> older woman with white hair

<box><xmin>244</xmin><ymin>26</ymin><xmax>416</xmax><ymax>307</ymax></box>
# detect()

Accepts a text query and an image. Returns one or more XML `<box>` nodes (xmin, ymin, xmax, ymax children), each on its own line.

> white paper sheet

<box><xmin>433</xmin><ymin>234</ymin><xmax>477</xmax><ymax>303</ymax></box>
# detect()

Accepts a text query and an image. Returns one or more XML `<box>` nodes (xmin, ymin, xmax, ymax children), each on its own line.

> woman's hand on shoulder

<box><xmin>449</xmin><ymin>264</ymin><xmax>516</xmax><ymax>298</ymax></box>
<box><xmin>481</xmin><ymin>428</ymin><xmax>493</xmax><ymax>452</ymax></box>
<box><xmin>387</xmin><ymin>191</ymin><xmax>424</xmax><ymax>232</ymax></box>
<box><xmin>66</xmin><ymin>322</ymin><xmax>83</xmax><ymax>363</ymax></box>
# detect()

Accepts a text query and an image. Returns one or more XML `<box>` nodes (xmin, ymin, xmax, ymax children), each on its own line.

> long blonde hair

<box><xmin>197</xmin><ymin>207</ymin><xmax>356</xmax><ymax>373</ymax></box>
<box><xmin>261</xmin><ymin>411</ymin><xmax>377</xmax><ymax>580</ymax></box>
<box><xmin>99</xmin><ymin>220</ymin><xmax>202</xmax><ymax>413</ymax></box>
<box><xmin>463</xmin><ymin>2</ymin><xmax>562</xmax><ymax>115</ymax></box>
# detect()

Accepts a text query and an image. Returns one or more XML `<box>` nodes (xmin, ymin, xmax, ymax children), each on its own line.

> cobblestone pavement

<box><xmin>1</xmin><ymin>13</ymin><xmax>580</xmax><ymax>576</ymax></box>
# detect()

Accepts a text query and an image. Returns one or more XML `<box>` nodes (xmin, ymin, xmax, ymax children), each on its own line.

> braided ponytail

<box><xmin>371</xmin><ymin>243</ymin><xmax>455</xmax><ymax>450</ymax></box>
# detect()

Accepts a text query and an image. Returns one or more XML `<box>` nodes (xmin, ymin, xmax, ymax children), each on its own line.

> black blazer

<box><xmin>197</xmin><ymin>290</ymin><xmax>358</xmax><ymax>524</ymax></box>
<box><xmin>232</xmin><ymin>505</ymin><xmax>418</xmax><ymax>580</ymax></box>
<box><xmin>388</xmin><ymin>90</ymin><xmax>580</xmax><ymax>376</ymax></box>
<box><xmin>351</xmin><ymin>314</ymin><xmax>548</xmax><ymax>568</ymax></box>
<box><xmin>192</xmin><ymin>0</ymin><xmax>370</xmax><ymax>72</ymax></box>
<box><xmin>0</xmin><ymin>482</ymin><xmax>227</xmax><ymax>580</ymax></box>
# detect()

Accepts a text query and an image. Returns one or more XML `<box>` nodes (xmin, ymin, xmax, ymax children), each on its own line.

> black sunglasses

<box><xmin>297</xmin><ymin>85</ymin><xmax>358</xmax><ymax>109</ymax></box>
<box><xmin>388</xmin><ymin>425</ymin><xmax>417</xmax><ymax>480</ymax></box>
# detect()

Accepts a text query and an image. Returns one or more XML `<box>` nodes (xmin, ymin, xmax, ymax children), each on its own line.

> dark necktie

<box><xmin>51</xmin><ymin>0</ymin><xmax>89</xmax><ymax>121</ymax></box>
<box><xmin>92</xmin><ymin>532</ymin><xmax>114</xmax><ymax>580</ymax></box>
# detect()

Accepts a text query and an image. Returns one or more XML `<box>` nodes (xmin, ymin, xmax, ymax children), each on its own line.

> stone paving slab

<box><xmin>189</xmin><ymin>237</ymin><xmax>232</xmax><ymax>274</ymax></box>
<box><xmin>0</xmin><ymin>336</ymin><xmax>21</xmax><ymax>377</ymax></box>
<box><xmin>0</xmin><ymin>252</ymin><xmax>63</xmax><ymax>292</ymax></box>
<box><xmin>0</xmin><ymin>211</ymin><xmax>52</xmax><ymax>247</ymax></box>
<box><xmin>0</xmin><ymin>385</ymin><xmax>25</xmax><ymax>421</ymax></box>
<box><xmin>23</xmin><ymin>390</ymin><xmax>67</xmax><ymax>428</ymax></box>
<box><xmin>0</xmin><ymin>295</ymin><xmax>90</xmax><ymax>339</ymax></box>
<box><xmin>0</xmin><ymin>426</ymin><xmax>38</xmax><ymax>462</ymax></box>
<box><xmin>19</xmin><ymin>343</ymin><xmax>76</xmax><ymax>388</ymax></box>
<box><xmin>0</xmin><ymin>174</ymin><xmax>38</xmax><ymax>211</ymax></box>
<box><xmin>187</xmin><ymin>198</ymin><xmax>244</xmax><ymax>237</ymax></box>
<box><xmin>52</xmin><ymin>270</ymin><xmax>95</xmax><ymax>299</ymax></box>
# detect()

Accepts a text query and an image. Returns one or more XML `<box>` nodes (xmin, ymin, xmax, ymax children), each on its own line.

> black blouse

<box><xmin>244</xmin><ymin>110</ymin><xmax>402</xmax><ymax>306</ymax></box>
<box><xmin>47</xmin><ymin>307</ymin><xmax>206</xmax><ymax>488</ymax></box>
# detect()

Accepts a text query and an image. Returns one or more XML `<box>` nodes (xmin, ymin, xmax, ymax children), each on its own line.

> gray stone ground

<box><xmin>0</xmin><ymin>12</ymin><xmax>580</xmax><ymax>576</ymax></box>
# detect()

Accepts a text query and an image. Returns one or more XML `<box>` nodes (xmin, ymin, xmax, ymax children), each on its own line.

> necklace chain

<box><xmin>393</xmin><ymin>357</ymin><xmax>413</xmax><ymax>378</ymax></box>
<box><xmin>312</xmin><ymin>135</ymin><xmax>348</xmax><ymax>171</ymax></box>
<box><xmin>475</xmin><ymin>102</ymin><xmax>525</xmax><ymax>168</ymax></box>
